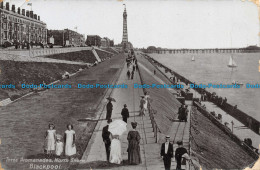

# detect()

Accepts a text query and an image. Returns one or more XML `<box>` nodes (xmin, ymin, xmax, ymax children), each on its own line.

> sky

<box><xmin>5</xmin><ymin>0</ymin><xmax>260</xmax><ymax>48</ymax></box>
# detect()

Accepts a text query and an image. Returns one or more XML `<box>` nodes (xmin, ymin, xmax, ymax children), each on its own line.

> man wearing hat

<box><xmin>121</xmin><ymin>104</ymin><xmax>129</xmax><ymax>123</ymax></box>
<box><xmin>102</xmin><ymin>119</ymin><xmax>112</xmax><ymax>161</ymax></box>
<box><xmin>175</xmin><ymin>141</ymin><xmax>190</xmax><ymax>170</ymax></box>
<box><xmin>160</xmin><ymin>135</ymin><xmax>173</xmax><ymax>170</ymax></box>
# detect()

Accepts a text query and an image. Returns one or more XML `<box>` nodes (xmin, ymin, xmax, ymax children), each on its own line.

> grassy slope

<box><xmin>137</xmin><ymin>55</ymin><xmax>181</xmax><ymax>135</ymax></box>
<box><xmin>0</xmin><ymin>54</ymin><xmax>125</xmax><ymax>170</ymax></box>
<box><xmin>44</xmin><ymin>50</ymin><xmax>97</xmax><ymax>63</ymax></box>
<box><xmin>191</xmin><ymin>107</ymin><xmax>255</xmax><ymax>169</ymax></box>
<box><xmin>0</xmin><ymin>60</ymin><xmax>87</xmax><ymax>100</ymax></box>
<box><xmin>96</xmin><ymin>49</ymin><xmax>113</xmax><ymax>60</ymax></box>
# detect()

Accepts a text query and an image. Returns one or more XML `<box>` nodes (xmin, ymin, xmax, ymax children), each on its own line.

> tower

<box><xmin>122</xmin><ymin>4</ymin><xmax>128</xmax><ymax>50</ymax></box>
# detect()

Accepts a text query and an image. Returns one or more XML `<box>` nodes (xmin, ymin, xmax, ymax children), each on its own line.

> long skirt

<box><xmin>110</xmin><ymin>139</ymin><xmax>122</xmax><ymax>164</ymax></box>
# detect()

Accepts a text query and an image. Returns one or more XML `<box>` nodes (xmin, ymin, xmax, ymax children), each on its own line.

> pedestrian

<box><xmin>106</xmin><ymin>99</ymin><xmax>113</xmax><ymax>120</ymax></box>
<box><xmin>177</xmin><ymin>105</ymin><xmax>185</xmax><ymax>122</ymax></box>
<box><xmin>127</xmin><ymin>70</ymin><xmax>131</xmax><ymax>80</ymax></box>
<box><xmin>131</xmin><ymin>70</ymin><xmax>134</xmax><ymax>79</ymax></box>
<box><xmin>44</xmin><ymin>123</ymin><xmax>56</xmax><ymax>157</ymax></box>
<box><xmin>175</xmin><ymin>141</ymin><xmax>190</xmax><ymax>170</ymax></box>
<box><xmin>133</xmin><ymin>65</ymin><xmax>136</xmax><ymax>72</ymax></box>
<box><xmin>143</xmin><ymin>92</ymin><xmax>150</xmax><ymax>114</ymax></box>
<box><xmin>121</xmin><ymin>104</ymin><xmax>129</xmax><ymax>123</ymax></box>
<box><xmin>102</xmin><ymin>119</ymin><xmax>112</xmax><ymax>162</ymax></box>
<box><xmin>154</xmin><ymin>70</ymin><xmax>156</xmax><ymax>75</ymax></box>
<box><xmin>55</xmin><ymin>135</ymin><xmax>64</xmax><ymax>157</ymax></box>
<box><xmin>139</xmin><ymin>96</ymin><xmax>146</xmax><ymax>116</ymax></box>
<box><xmin>64</xmin><ymin>124</ymin><xmax>76</xmax><ymax>157</ymax></box>
<box><xmin>184</xmin><ymin>105</ymin><xmax>189</xmax><ymax>122</ymax></box>
<box><xmin>160</xmin><ymin>136</ymin><xmax>173</xmax><ymax>170</ymax></box>
<box><xmin>127</xmin><ymin>122</ymin><xmax>142</xmax><ymax>165</ymax></box>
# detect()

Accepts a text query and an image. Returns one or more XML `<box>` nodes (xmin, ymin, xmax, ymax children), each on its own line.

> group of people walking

<box><xmin>102</xmin><ymin>119</ymin><xmax>142</xmax><ymax>165</ymax></box>
<box><xmin>126</xmin><ymin>56</ymin><xmax>138</xmax><ymax>80</ymax></box>
<box><xmin>161</xmin><ymin>136</ymin><xmax>190</xmax><ymax>170</ymax></box>
<box><xmin>178</xmin><ymin>104</ymin><xmax>189</xmax><ymax>122</ymax></box>
<box><xmin>44</xmin><ymin>123</ymin><xmax>76</xmax><ymax>158</ymax></box>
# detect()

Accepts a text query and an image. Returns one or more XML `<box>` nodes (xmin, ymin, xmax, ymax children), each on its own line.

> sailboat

<box><xmin>191</xmin><ymin>56</ymin><xmax>195</xmax><ymax>61</ymax></box>
<box><xmin>227</xmin><ymin>56</ymin><xmax>237</xmax><ymax>68</ymax></box>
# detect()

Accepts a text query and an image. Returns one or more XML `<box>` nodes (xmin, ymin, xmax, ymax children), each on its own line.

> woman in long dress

<box><xmin>127</xmin><ymin>122</ymin><xmax>142</xmax><ymax>165</ymax></box>
<box><xmin>64</xmin><ymin>124</ymin><xmax>76</xmax><ymax>157</ymax></box>
<box><xmin>110</xmin><ymin>135</ymin><xmax>122</xmax><ymax>164</ymax></box>
<box><xmin>144</xmin><ymin>92</ymin><xmax>150</xmax><ymax>114</ymax></box>
<box><xmin>139</xmin><ymin>96</ymin><xmax>146</xmax><ymax>116</ymax></box>
<box><xmin>45</xmin><ymin>123</ymin><xmax>56</xmax><ymax>156</ymax></box>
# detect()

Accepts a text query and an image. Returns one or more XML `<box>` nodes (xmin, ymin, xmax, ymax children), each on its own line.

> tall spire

<box><xmin>122</xmin><ymin>4</ymin><xmax>128</xmax><ymax>49</ymax></box>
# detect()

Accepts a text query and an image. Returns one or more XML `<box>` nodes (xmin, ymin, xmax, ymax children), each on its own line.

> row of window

<box><xmin>1</xmin><ymin>23</ymin><xmax>46</xmax><ymax>33</ymax></box>
<box><xmin>2</xmin><ymin>31</ymin><xmax>46</xmax><ymax>41</ymax></box>
<box><xmin>1</xmin><ymin>13</ymin><xmax>43</xmax><ymax>27</ymax></box>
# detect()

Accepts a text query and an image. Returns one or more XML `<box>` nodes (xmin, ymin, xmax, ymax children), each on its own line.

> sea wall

<box><xmin>143</xmin><ymin>53</ymin><xmax>260</xmax><ymax>135</ymax></box>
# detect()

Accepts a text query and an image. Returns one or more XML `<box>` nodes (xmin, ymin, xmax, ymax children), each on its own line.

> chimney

<box><xmin>38</xmin><ymin>16</ymin><xmax>40</xmax><ymax>21</ymax></box>
<box><xmin>0</xmin><ymin>2</ymin><xmax>3</xmax><ymax>9</ymax></box>
<box><xmin>18</xmin><ymin>7</ymin><xmax>21</xmax><ymax>14</ymax></box>
<box><xmin>34</xmin><ymin>14</ymin><xmax>37</xmax><ymax>20</ymax></box>
<box><xmin>22</xmin><ymin>9</ymin><xmax>25</xmax><ymax>16</ymax></box>
<box><xmin>6</xmin><ymin>2</ymin><xmax>9</xmax><ymax>11</ymax></box>
<box><xmin>12</xmin><ymin>5</ymin><xmax>15</xmax><ymax>12</ymax></box>
<box><xmin>30</xmin><ymin>11</ymin><xmax>33</xmax><ymax>18</ymax></box>
<box><xmin>26</xmin><ymin>10</ymin><xmax>29</xmax><ymax>17</ymax></box>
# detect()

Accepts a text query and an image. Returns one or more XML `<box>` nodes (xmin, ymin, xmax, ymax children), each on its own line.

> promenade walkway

<box><xmin>79</xmin><ymin>54</ymin><xmax>192</xmax><ymax>170</ymax></box>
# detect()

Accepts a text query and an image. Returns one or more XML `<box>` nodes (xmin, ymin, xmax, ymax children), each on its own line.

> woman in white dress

<box><xmin>64</xmin><ymin>124</ymin><xmax>76</xmax><ymax>157</ymax></box>
<box><xmin>110</xmin><ymin>135</ymin><xmax>122</xmax><ymax>164</ymax></box>
<box><xmin>144</xmin><ymin>92</ymin><xmax>150</xmax><ymax>114</ymax></box>
<box><xmin>45</xmin><ymin>123</ymin><xmax>56</xmax><ymax>156</ymax></box>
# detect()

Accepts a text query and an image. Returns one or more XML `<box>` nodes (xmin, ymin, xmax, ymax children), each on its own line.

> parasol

<box><xmin>106</xmin><ymin>97</ymin><xmax>116</xmax><ymax>102</ymax></box>
<box><xmin>108</xmin><ymin>120</ymin><xmax>127</xmax><ymax>136</ymax></box>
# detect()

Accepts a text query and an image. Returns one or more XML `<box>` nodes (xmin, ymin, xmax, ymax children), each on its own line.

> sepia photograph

<box><xmin>0</xmin><ymin>0</ymin><xmax>260</xmax><ymax>169</ymax></box>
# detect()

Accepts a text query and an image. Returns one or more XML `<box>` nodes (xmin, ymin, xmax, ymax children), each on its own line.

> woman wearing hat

<box><xmin>175</xmin><ymin>141</ymin><xmax>190</xmax><ymax>170</ymax></box>
<box><xmin>127</xmin><ymin>122</ymin><xmax>141</xmax><ymax>165</ymax></box>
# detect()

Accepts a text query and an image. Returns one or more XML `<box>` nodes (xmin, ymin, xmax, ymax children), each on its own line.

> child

<box><xmin>45</xmin><ymin>123</ymin><xmax>56</xmax><ymax>156</ymax></box>
<box><xmin>55</xmin><ymin>135</ymin><xmax>64</xmax><ymax>157</ymax></box>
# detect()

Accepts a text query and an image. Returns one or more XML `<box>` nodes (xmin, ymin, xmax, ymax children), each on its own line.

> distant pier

<box><xmin>145</xmin><ymin>46</ymin><xmax>260</xmax><ymax>54</ymax></box>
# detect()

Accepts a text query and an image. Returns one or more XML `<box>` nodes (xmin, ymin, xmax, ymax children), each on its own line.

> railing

<box><xmin>147</xmin><ymin>101</ymin><xmax>160</xmax><ymax>143</ymax></box>
<box><xmin>136</xmin><ymin>58</ymin><xmax>161</xmax><ymax>143</ymax></box>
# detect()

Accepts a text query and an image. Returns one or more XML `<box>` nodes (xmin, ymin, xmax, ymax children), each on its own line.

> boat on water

<box><xmin>232</xmin><ymin>80</ymin><xmax>243</xmax><ymax>86</ymax></box>
<box><xmin>191</xmin><ymin>56</ymin><xmax>195</xmax><ymax>61</ymax></box>
<box><xmin>227</xmin><ymin>56</ymin><xmax>237</xmax><ymax>68</ymax></box>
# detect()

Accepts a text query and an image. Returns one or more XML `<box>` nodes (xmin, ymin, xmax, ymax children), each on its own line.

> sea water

<box><xmin>151</xmin><ymin>53</ymin><xmax>260</xmax><ymax>122</ymax></box>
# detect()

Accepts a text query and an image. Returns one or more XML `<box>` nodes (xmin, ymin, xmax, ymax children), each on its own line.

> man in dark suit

<box><xmin>121</xmin><ymin>104</ymin><xmax>129</xmax><ymax>123</ymax></box>
<box><xmin>102</xmin><ymin>119</ymin><xmax>112</xmax><ymax>161</ymax></box>
<box><xmin>161</xmin><ymin>135</ymin><xmax>174</xmax><ymax>170</ymax></box>
<box><xmin>106</xmin><ymin>99</ymin><xmax>113</xmax><ymax>120</ymax></box>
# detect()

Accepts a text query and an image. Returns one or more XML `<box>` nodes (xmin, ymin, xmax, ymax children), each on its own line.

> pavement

<box><xmin>79</xmin><ymin>53</ymin><xmax>193</xmax><ymax>170</ymax></box>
